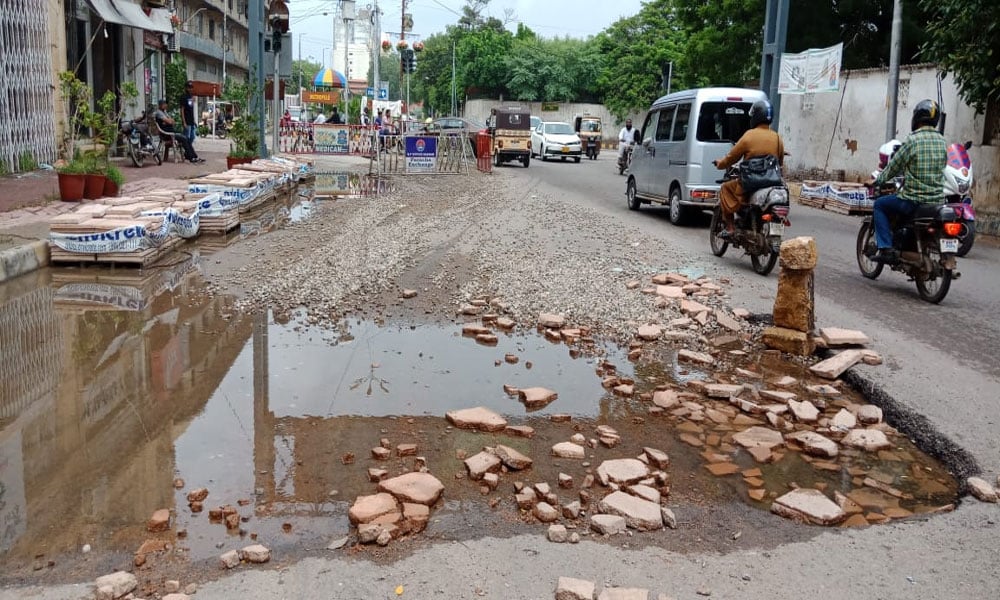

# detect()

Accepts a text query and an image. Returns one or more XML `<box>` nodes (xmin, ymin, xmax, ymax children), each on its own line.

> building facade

<box><xmin>0</xmin><ymin>0</ymin><xmax>252</xmax><ymax>173</ymax></box>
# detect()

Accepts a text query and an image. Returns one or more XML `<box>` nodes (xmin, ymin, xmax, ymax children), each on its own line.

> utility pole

<box><xmin>760</xmin><ymin>0</ymin><xmax>790</xmax><ymax>129</ymax></box>
<box><xmin>451</xmin><ymin>41</ymin><xmax>456</xmax><ymax>115</ymax></box>
<box><xmin>400</xmin><ymin>0</ymin><xmax>406</xmax><ymax>111</ymax></box>
<box><xmin>885</xmin><ymin>0</ymin><xmax>903</xmax><ymax>140</ymax></box>
<box><xmin>297</xmin><ymin>33</ymin><xmax>302</xmax><ymax>97</ymax></box>
<box><xmin>249</xmin><ymin>0</ymin><xmax>266</xmax><ymax>156</ymax></box>
<box><xmin>373</xmin><ymin>1</ymin><xmax>380</xmax><ymax>105</ymax></box>
<box><xmin>222</xmin><ymin>10</ymin><xmax>227</xmax><ymax>89</ymax></box>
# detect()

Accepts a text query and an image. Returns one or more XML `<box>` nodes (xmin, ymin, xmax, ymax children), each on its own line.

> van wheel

<box><xmin>627</xmin><ymin>178</ymin><xmax>641</xmax><ymax>211</ymax></box>
<box><xmin>668</xmin><ymin>186</ymin><xmax>686</xmax><ymax>225</ymax></box>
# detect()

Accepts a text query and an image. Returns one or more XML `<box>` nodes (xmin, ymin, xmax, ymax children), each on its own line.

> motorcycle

<box><xmin>856</xmin><ymin>179</ymin><xmax>964</xmax><ymax>304</ymax></box>
<box><xmin>708</xmin><ymin>165</ymin><xmax>791</xmax><ymax>276</ymax></box>
<box><xmin>119</xmin><ymin>113</ymin><xmax>161</xmax><ymax>168</ymax></box>
<box><xmin>585</xmin><ymin>137</ymin><xmax>599</xmax><ymax>160</ymax></box>
<box><xmin>873</xmin><ymin>139</ymin><xmax>976</xmax><ymax>257</ymax></box>
<box><xmin>943</xmin><ymin>141</ymin><xmax>975</xmax><ymax>256</ymax></box>
<box><xmin>617</xmin><ymin>141</ymin><xmax>634</xmax><ymax>175</ymax></box>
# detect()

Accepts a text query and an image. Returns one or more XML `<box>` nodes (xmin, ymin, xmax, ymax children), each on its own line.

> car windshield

<box><xmin>696</xmin><ymin>101</ymin><xmax>753</xmax><ymax>143</ymax></box>
<box><xmin>545</xmin><ymin>123</ymin><xmax>574</xmax><ymax>135</ymax></box>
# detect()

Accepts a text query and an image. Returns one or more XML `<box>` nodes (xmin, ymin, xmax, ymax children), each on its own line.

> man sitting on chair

<box><xmin>154</xmin><ymin>99</ymin><xmax>205</xmax><ymax>164</ymax></box>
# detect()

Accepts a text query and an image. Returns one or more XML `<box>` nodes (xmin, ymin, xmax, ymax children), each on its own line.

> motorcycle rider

<box><xmin>712</xmin><ymin>99</ymin><xmax>785</xmax><ymax>237</ymax></box>
<box><xmin>869</xmin><ymin>99</ymin><xmax>947</xmax><ymax>264</ymax></box>
<box><xmin>618</xmin><ymin>119</ymin><xmax>639</xmax><ymax>163</ymax></box>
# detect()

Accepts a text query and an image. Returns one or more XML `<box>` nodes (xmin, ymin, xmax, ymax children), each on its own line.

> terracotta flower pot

<box><xmin>227</xmin><ymin>155</ymin><xmax>256</xmax><ymax>170</ymax></box>
<box><xmin>57</xmin><ymin>172</ymin><xmax>86</xmax><ymax>202</ymax></box>
<box><xmin>103</xmin><ymin>178</ymin><xmax>120</xmax><ymax>197</ymax></box>
<box><xmin>84</xmin><ymin>174</ymin><xmax>107</xmax><ymax>199</ymax></box>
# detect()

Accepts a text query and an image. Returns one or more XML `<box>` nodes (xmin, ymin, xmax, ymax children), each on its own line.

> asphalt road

<box><xmin>5</xmin><ymin>154</ymin><xmax>999</xmax><ymax>600</ymax></box>
<box><xmin>508</xmin><ymin>153</ymin><xmax>1000</xmax><ymax>471</ymax></box>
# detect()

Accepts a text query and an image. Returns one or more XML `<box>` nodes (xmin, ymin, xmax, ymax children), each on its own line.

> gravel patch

<box><xmin>204</xmin><ymin>168</ymin><xmax>739</xmax><ymax>344</ymax></box>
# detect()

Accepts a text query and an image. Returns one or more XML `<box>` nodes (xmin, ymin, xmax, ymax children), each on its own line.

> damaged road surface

<box><xmin>0</xmin><ymin>159</ymin><xmax>998</xmax><ymax>600</ymax></box>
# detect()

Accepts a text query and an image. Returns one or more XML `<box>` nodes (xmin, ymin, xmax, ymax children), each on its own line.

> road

<box><xmin>511</xmin><ymin>153</ymin><xmax>1000</xmax><ymax>471</ymax></box>
<box><xmin>4</xmin><ymin>153</ymin><xmax>999</xmax><ymax>600</ymax></box>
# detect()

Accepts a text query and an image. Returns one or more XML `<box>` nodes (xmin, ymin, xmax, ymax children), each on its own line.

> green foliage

<box><xmin>58</xmin><ymin>71</ymin><xmax>92</xmax><ymax>159</ymax></box>
<box><xmin>919</xmin><ymin>0</ymin><xmax>1000</xmax><ymax>113</ymax></box>
<box><xmin>165</xmin><ymin>57</ymin><xmax>188</xmax><ymax>107</ymax></box>
<box><xmin>291</xmin><ymin>59</ymin><xmax>323</xmax><ymax>92</ymax></box>
<box><xmin>105</xmin><ymin>163</ymin><xmax>124</xmax><ymax>186</ymax></box>
<box><xmin>672</xmin><ymin>0</ymin><xmax>763</xmax><ymax>87</ymax></box>
<box><xmin>18</xmin><ymin>151</ymin><xmax>38</xmax><ymax>172</ymax></box>
<box><xmin>57</xmin><ymin>157</ymin><xmax>89</xmax><ymax>175</ymax></box>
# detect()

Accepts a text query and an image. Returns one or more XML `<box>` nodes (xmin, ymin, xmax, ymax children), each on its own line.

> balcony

<box><xmin>178</xmin><ymin>31</ymin><xmax>247</xmax><ymax>70</ymax></box>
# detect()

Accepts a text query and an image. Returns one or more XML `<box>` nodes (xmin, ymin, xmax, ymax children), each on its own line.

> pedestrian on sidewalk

<box><xmin>154</xmin><ymin>99</ymin><xmax>205</xmax><ymax>164</ymax></box>
<box><xmin>180</xmin><ymin>81</ymin><xmax>197</xmax><ymax>143</ymax></box>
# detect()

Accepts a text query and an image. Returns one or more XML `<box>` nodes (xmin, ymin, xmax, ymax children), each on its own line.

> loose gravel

<box><xmin>204</xmin><ymin>167</ymin><xmax>736</xmax><ymax>344</ymax></box>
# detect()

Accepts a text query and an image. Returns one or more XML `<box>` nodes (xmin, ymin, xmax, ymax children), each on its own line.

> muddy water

<box><xmin>0</xmin><ymin>261</ymin><xmax>958</xmax><ymax>586</ymax></box>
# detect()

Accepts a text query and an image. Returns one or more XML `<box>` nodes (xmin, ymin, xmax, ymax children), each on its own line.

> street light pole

<box><xmin>342</xmin><ymin>1</ymin><xmax>355</xmax><ymax>121</ymax></box>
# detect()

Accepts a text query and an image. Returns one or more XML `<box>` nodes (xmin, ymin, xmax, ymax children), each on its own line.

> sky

<box><xmin>290</xmin><ymin>0</ymin><xmax>646</xmax><ymax>68</ymax></box>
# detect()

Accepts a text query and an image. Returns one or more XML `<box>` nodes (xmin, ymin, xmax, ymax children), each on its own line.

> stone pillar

<box><xmin>762</xmin><ymin>236</ymin><xmax>817</xmax><ymax>355</ymax></box>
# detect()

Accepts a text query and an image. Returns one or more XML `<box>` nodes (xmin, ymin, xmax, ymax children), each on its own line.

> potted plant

<box><xmin>104</xmin><ymin>163</ymin><xmax>124</xmax><ymax>197</ymax></box>
<box><xmin>381</xmin><ymin>40</ymin><xmax>391</xmax><ymax>52</ymax></box>
<box><xmin>56</xmin><ymin>158</ymin><xmax>87</xmax><ymax>202</ymax></box>
<box><xmin>57</xmin><ymin>71</ymin><xmax>91</xmax><ymax>201</ymax></box>
<box><xmin>225</xmin><ymin>76</ymin><xmax>261</xmax><ymax>169</ymax></box>
<box><xmin>396</xmin><ymin>40</ymin><xmax>408</xmax><ymax>51</ymax></box>
<box><xmin>81</xmin><ymin>152</ymin><xmax>107</xmax><ymax>199</ymax></box>
<box><xmin>413</xmin><ymin>41</ymin><xmax>424</xmax><ymax>52</ymax></box>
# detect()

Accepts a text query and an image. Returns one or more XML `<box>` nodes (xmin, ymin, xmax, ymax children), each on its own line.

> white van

<box><xmin>626</xmin><ymin>87</ymin><xmax>768</xmax><ymax>224</ymax></box>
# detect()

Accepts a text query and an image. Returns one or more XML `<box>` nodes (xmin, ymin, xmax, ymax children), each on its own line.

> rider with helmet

<box><xmin>869</xmin><ymin>99</ymin><xmax>947</xmax><ymax>264</ymax></box>
<box><xmin>713</xmin><ymin>98</ymin><xmax>785</xmax><ymax>237</ymax></box>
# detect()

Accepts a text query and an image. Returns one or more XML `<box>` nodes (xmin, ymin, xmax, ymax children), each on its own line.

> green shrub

<box><xmin>18</xmin><ymin>151</ymin><xmax>38</xmax><ymax>172</ymax></box>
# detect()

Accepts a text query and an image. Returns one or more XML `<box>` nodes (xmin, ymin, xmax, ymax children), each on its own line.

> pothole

<box><xmin>0</xmin><ymin>281</ymin><xmax>959</xmax><ymax>586</ymax></box>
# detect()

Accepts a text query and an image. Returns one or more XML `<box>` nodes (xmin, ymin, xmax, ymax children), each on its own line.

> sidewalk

<box><xmin>0</xmin><ymin>137</ymin><xmax>232</xmax><ymax>248</ymax></box>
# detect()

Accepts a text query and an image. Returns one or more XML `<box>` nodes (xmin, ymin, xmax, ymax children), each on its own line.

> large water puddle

<box><xmin>0</xmin><ymin>263</ymin><xmax>959</xmax><ymax>585</ymax></box>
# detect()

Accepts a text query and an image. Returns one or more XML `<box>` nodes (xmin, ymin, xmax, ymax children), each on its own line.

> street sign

<box><xmin>366</xmin><ymin>87</ymin><xmax>374</xmax><ymax>97</ymax></box>
<box><xmin>378</xmin><ymin>87</ymin><xmax>388</xmax><ymax>100</ymax></box>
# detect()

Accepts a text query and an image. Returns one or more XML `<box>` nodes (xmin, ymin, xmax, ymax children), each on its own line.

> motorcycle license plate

<box><xmin>766</xmin><ymin>222</ymin><xmax>784</xmax><ymax>236</ymax></box>
<box><xmin>562</xmin><ymin>146</ymin><xmax>569</xmax><ymax>153</ymax></box>
<box><xmin>940</xmin><ymin>238</ymin><xmax>959</xmax><ymax>253</ymax></box>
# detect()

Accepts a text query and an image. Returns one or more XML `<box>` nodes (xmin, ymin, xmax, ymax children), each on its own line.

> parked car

<box><xmin>626</xmin><ymin>86</ymin><xmax>767</xmax><ymax>224</ymax></box>
<box><xmin>423</xmin><ymin>117</ymin><xmax>486</xmax><ymax>157</ymax></box>
<box><xmin>531</xmin><ymin>121</ymin><xmax>582</xmax><ymax>162</ymax></box>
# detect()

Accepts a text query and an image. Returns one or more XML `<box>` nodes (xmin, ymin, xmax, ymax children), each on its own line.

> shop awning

<box><xmin>146</xmin><ymin>8</ymin><xmax>174</xmax><ymax>34</ymax></box>
<box><xmin>84</xmin><ymin>0</ymin><xmax>171</xmax><ymax>34</ymax></box>
<box><xmin>114</xmin><ymin>1</ymin><xmax>172</xmax><ymax>34</ymax></box>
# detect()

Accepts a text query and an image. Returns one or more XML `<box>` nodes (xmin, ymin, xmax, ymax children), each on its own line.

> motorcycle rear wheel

<box><xmin>748</xmin><ymin>215</ymin><xmax>778</xmax><ymax>275</ymax></box>
<box><xmin>129</xmin><ymin>143</ymin><xmax>144</xmax><ymax>168</ymax></box>
<box><xmin>709</xmin><ymin>208</ymin><xmax>728</xmax><ymax>256</ymax></box>
<box><xmin>915</xmin><ymin>265</ymin><xmax>952</xmax><ymax>304</ymax></box>
<box><xmin>856</xmin><ymin>221</ymin><xmax>883</xmax><ymax>279</ymax></box>
<box><xmin>957</xmin><ymin>221</ymin><xmax>975</xmax><ymax>257</ymax></box>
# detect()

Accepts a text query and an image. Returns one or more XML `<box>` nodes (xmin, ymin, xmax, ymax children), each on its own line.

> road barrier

<box><xmin>373</xmin><ymin>133</ymin><xmax>471</xmax><ymax>176</ymax></box>
<box><xmin>278</xmin><ymin>124</ymin><xmax>377</xmax><ymax>156</ymax></box>
<box><xmin>476</xmin><ymin>133</ymin><xmax>492</xmax><ymax>173</ymax></box>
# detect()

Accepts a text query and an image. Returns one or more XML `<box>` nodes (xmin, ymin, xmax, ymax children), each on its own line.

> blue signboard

<box><xmin>405</xmin><ymin>136</ymin><xmax>437</xmax><ymax>172</ymax></box>
<box><xmin>366</xmin><ymin>87</ymin><xmax>374</xmax><ymax>97</ymax></box>
<box><xmin>378</xmin><ymin>87</ymin><xmax>389</xmax><ymax>100</ymax></box>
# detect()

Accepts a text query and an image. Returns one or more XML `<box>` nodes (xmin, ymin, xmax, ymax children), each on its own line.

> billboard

<box><xmin>778</xmin><ymin>43</ymin><xmax>843</xmax><ymax>95</ymax></box>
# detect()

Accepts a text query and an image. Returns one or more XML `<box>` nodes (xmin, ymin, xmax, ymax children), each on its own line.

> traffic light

<box><xmin>401</xmin><ymin>48</ymin><xmax>416</xmax><ymax>74</ymax></box>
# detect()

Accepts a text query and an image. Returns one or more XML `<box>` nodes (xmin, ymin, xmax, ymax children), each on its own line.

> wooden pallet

<box><xmin>50</xmin><ymin>237</ymin><xmax>186</xmax><ymax>268</ymax></box>
<box><xmin>797</xmin><ymin>195</ymin><xmax>826</xmax><ymax>209</ymax></box>
<box><xmin>200</xmin><ymin>212</ymin><xmax>240</xmax><ymax>234</ymax></box>
<box><xmin>824</xmin><ymin>201</ymin><xmax>873</xmax><ymax>216</ymax></box>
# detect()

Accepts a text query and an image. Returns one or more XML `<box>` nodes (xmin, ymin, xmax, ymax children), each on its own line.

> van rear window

<box><xmin>697</xmin><ymin>102</ymin><xmax>753</xmax><ymax>142</ymax></box>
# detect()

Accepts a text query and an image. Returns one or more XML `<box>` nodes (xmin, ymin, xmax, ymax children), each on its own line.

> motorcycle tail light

<box><xmin>772</xmin><ymin>206</ymin><xmax>789</xmax><ymax>217</ymax></box>
<box><xmin>761</xmin><ymin>214</ymin><xmax>773</xmax><ymax>222</ymax></box>
<box><xmin>943</xmin><ymin>222</ymin><xmax>962</xmax><ymax>237</ymax></box>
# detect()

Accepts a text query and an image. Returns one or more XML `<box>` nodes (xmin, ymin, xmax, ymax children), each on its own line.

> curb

<box><xmin>0</xmin><ymin>240</ymin><xmax>49</xmax><ymax>284</ymax></box>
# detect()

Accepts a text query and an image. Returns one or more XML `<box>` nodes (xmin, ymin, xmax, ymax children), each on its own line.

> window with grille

<box><xmin>899</xmin><ymin>79</ymin><xmax>910</xmax><ymax>108</ymax></box>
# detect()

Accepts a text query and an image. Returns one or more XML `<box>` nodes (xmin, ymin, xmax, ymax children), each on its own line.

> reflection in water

<box><xmin>0</xmin><ymin>262</ymin><xmax>252</xmax><ymax>572</ymax></box>
<box><xmin>311</xmin><ymin>172</ymin><xmax>394</xmax><ymax>199</ymax></box>
<box><xmin>0</xmin><ymin>273</ymin><xmax>961</xmax><ymax>581</ymax></box>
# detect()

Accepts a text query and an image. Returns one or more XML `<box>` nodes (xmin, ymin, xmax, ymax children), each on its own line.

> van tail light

<box><xmin>690</xmin><ymin>190</ymin><xmax>717</xmax><ymax>200</ymax></box>
<box><xmin>943</xmin><ymin>222</ymin><xmax>962</xmax><ymax>237</ymax></box>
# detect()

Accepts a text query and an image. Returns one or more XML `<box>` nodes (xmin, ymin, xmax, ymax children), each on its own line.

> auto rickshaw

<box><xmin>574</xmin><ymin>114</ymin><xmax>602</xmax><ymax>160</ymax></box>
<box><xmin>487</xmin><ymin>106</ymin><xmax>531</xmax><ymax>168</ymax></box>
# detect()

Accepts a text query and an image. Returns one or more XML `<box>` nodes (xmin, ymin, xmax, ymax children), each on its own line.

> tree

<box><xmin>919</xmin><ymin>0</ymin><xmax>1000</xmax><ymax>113</ymax></box>
<box><xmin>596</xmin><ymin>1</ymin><xmax>688</xmax><ymax>119</ymax></box>
<box><xmin>291</xmin><ymin>59</ymin><xmax>323</xmax><ymax>93</ymax></box>
<box><xmin>672</xmin><ymin>0</ymin><xmax>764</xmax><ymax>87</ymax></box>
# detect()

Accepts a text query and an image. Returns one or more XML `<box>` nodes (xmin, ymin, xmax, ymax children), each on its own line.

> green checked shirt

<box><xmin>875</xmin><ymin>126</ymin><xmax>947</xmax><ymax>204</ymax></box>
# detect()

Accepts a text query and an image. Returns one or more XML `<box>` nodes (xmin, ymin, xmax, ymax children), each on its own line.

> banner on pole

<box><xmin>778</xmin><ymin>43</ymin><xmax>842</xmax><ymax>95</ymax></box>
